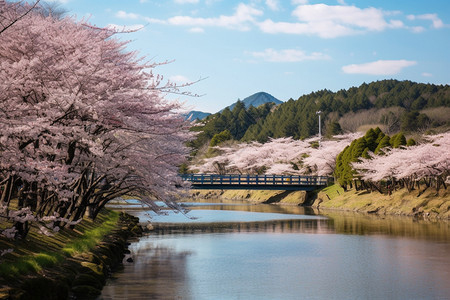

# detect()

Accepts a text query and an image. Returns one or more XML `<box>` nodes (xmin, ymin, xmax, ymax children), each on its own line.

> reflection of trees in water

<box><xmin>152</xmin><ymin>219</ymin><xmax>333</xmax><ymax>235</ymax></box>
<box><xmin>152</xmin><ymin>211</ymin><xmax>450</xmax><ymax>242</ymax></box>
<box><xmin>188</xmin><ymin>203</ymin><xmax>316</xmax><ymax>215</ymax></box>
<box><xmin>319</xmin><ymin>211</ymin><xmax>450</xmax><ymax>241</ymax></box>
<box><xmin>101</xmin><ymin>241</ymin><xmax>191</xmax><ymax>299</ymax></box>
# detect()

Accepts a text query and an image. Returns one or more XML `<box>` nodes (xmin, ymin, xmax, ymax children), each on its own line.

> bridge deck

<box><xmin>181</xmin><ymin>174</ymin><xmax>330</xmax><ymax>191</ymax></box>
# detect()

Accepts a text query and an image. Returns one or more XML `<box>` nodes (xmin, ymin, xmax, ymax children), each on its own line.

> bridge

<box><xmin>181</xmin><ymin>174</ymin><xmax>331</xmax><ymax>191</ymax></box>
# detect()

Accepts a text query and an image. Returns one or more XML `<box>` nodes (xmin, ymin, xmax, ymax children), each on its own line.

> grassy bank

<box><xmin>0</xmin><ymin>210</ymin><xmax>119</xmax><ymax>280</ymax></box>
<box><xmin>190</xmin><ymin>185</ymin><xmax>449</xmax><ymax>220</ymax></box>
<box><xmin>315</xmin><ymin>184</ymin><xmax>450</xmax><ymax>219</ymax></box>
<box><xmin>0</xmin><ymin>210</ymin><xmax>142</xmax><ymax>299</ymax></box>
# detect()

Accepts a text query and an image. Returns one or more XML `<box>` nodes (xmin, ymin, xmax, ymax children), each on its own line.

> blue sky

<box><xmin>53</xmin><ymin>0</ymin><xmax>449</xmax><ymax>113</ymax></box>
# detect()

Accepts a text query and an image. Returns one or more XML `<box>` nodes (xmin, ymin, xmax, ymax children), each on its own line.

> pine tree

<box><xmin>364</xmin><ymin>128</ymin><xmax>378</xmax><ymax>151</ymax></box>
<box><xmin>375</xmin><ymin>135</ymin><xmax>391</xmax><ymax>155</ymax></box>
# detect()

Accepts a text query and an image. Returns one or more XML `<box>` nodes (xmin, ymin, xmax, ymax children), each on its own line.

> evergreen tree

<box><xmin>362</xmin><ymin>147</ymin><xmax>371</xmax><ymax>159</ymax></box>
<box><xmin>351</xmin><ymin>137</ymin><xmax>368</xmax><ymax>160</ymax></box>
<box><xmin>392</xmin><ymin>133</ymin><xmax>407</xmax><ymax>148</ymax></box>
<box><xmin>406</xmin><ymin>138</ymin><xmax>416</xmax><ymax>146</ymax></box>
<box><xmin>374</xmin><ymin>135</ymin><xmax>391</xmax><ymax>155</ymax></box>
<box><xmin>364</xmin><ymin>128</ymin><xmax>378</xmax><ymax>151</ymax></box>
<box><xmin>210</xmin><ymin>130</ymin><xmax>232</xmax><ymax>147</ymax></box>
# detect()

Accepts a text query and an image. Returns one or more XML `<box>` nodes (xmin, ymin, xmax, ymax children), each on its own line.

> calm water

<box><xmin>100</xmin><ymin>199</ymin><xmax>450</xmax><ymax>300</ymax></box>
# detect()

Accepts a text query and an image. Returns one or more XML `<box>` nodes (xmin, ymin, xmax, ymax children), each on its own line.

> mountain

<box><xmin>225</xmin><ymin>92</ymin><xmax>282</xmax><ymax>111</ymax></box>
<box><xmin>184</xmin><ymin>110</ymin><xmax>211</xmax><ymax>121</ymax></box>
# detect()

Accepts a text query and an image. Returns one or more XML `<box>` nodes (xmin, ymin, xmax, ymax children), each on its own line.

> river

<box><xmin>99</xmin><ymin>199</ymin><xmax>450</xmax><ymax>300</ymax></box>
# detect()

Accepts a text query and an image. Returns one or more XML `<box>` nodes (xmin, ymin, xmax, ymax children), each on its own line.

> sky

<box><xmin>50</xmin><ymin>0</ymin><xmax>450</xmax><ymax>113</ymax></box>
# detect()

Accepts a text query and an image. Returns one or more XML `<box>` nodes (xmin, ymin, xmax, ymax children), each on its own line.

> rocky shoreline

<box><xmin>2</xmin><ymin>213</ymin><xmax>143</xmax><ymax>300</ymax></box>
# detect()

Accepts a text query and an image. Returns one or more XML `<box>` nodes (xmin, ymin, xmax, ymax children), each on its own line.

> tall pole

<box><xmin>316</xmin><ymin>110</ymin><xmax>322</xmax><ymax>148</ymax></box>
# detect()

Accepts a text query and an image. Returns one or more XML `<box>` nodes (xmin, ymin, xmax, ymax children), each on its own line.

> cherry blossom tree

<box><xmin>194</xmin><ymin>133</ymin><xmax>361</xmax><ymax>176</ymax></box>
<box><xmin>0</xmin><ymin>0</ymin><xmax>40</xmax><ymax>35</ymax></box>
<box><xmin>0</xmin><ymin>2</ymin><xmax>191</xmax><ymax>238</ymax></box>
<box><xmin>352</xmin><ymin>132</ymin><xmax>449</xmax><ymax>193</ymax></box>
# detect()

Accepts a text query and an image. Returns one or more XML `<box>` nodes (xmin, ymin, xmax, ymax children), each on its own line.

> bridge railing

<box><xmin>181</xmin><ymin>174</ymin><xmax>329</xmax><ymax>186</ymax></box>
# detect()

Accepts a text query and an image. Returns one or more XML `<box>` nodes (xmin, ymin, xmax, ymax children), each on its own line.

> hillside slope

<box><xmin>243</xmin><ymin>80</ymin><xmax>449</xmax><ymax>142</ymax></box>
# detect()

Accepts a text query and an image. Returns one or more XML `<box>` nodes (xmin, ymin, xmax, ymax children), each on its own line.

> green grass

<box><xmin>0</xmin><ymin>252</ymin><xmax>63</xmax><ymax>278</ymax></box>
<box><xmin>0</xmin><ymin>210</ymin><xmax>120</xmax><ymax>280</ymax></box>
<box><xmin>62</xmin><ymin>211</ymin><xmax>119</xmax><ymax>256</ymax></box>
<box><xmin>321</xmin><ymin>184</ymin><xmax>345</xmax><ymax>200</ymax></box>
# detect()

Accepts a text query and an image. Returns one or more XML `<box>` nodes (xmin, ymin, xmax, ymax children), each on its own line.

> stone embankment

<box><xmin>3</xmin><ymin>213</ymin><xmax>143</xmax><ymax>300</ymax></box>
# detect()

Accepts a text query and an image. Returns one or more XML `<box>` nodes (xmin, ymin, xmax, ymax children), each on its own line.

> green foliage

<box><xmin>62</xmin><ymin>211</ymin><xmax>119</xmax><ymax>256</ymax></box>
<box><xmin>188</xmin><ymin>101</ymin><xmax>276</xmax><ymax>152</ymax></box>
<box><xmin>209</xmin><ymin>130</ymin><xmax>232</xmax><ymax>147</ymax></box>
<box><xmin>406</xmin><ymin>138</ymin><xmax>416</xmax><ymax>146</ymax></box>
<box><xmin>242</xmin><ymin>80</ymin><xmax>449</xmax><ymax>142</ymax></box>
<box><xmin>361</xmin><ymin>147</ymin><xmax>371</xmax><ymax>159</ymax></box>
<box><xmin>400</xmin><ymin>111</ymin><xmax>431</xmax><ymax>132</ymax></box>
<box><xmin>190</xmin><ymin>80</ymin><xmax>449</xmax><ymax>154</ymax></box>
<box><xmin>364</xmin><ymin>128</ymin><xmax>378</xmax><ymax>151</ymax></box>
<box><xmin>374</xmin><ymin>135</ymin><xmax>391</xmax><ymax>155</ymax></box>
<box><xmin>390</xmin><ymin>133</ymin><xmax>407</xmax><ymax>148</ymax></box>
<box><xmin>310</xmin><ymin>141</ymin><xmax>320</xmax><ymax>149</ymax></box>
<box><xmin>178</xmin><ymin>163</ymin><xmax>189</xmax><ymax>174</ymax></box>
<box><xmin>325</xmin><ymin>122</ymin><xmax>343</xmax><ymax>137</ymax></box>
<box><xmin>335</xmin><ymin>128</ymin><xmax>414</xmax><ymax>189</ymax></box>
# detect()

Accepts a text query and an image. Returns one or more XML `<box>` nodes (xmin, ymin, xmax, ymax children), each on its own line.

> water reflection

<box><xmin>100</xmin><ymin>239</ymin><xmax>191</xmax><ymax>299</ymax></box>
<box><xmin>319</xmin><ymin>210</ymin><xmax>450</xmax><ymax>241</ymax></box>
<box><xmin>101</xmin><ymin>231</ymin><xmax>450</xmax><ymax>300</ymax></box>
<box><xmin>100</xmin><ymin>199</ymin><xmax>450</xmax><ymax>300</ymax></box>
<box><xmin>121</xmin><ymin>199</ymin><xmax>450</xmax><ymax>242</ymax></box>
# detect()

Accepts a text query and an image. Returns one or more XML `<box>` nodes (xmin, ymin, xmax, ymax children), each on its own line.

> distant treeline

<box><xmin>189</xmin><ymin>80</ymin><xmax>450</xmax><ymax>151</ymax></box>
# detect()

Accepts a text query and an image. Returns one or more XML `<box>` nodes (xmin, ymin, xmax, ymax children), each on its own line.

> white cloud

<box><xmin>266</xmin><ymin>0</ymin><xmax>280</xmax><ymax>11</ymax></box>
<box><xmin>115</xmin><ymin>10</ymin><xmax>140</xmax><ymax>20</ymax></box>
<box><xmin>140</xmin><ymin>0</ymin><xmax>149</xmax><ymax>3</ymax></box>
<box><xmin>189</xmin><ymin>27</ymin><xmax>205</xmax><ymax>33</ymax></box>
<box><xmin>167</xmin><ymin>3</ymin><xmax>263</xmax><ymax>31</ymax></box>
<box><xmin>144</xmin><ymin>17</ymin><xmax>167</xmax><ymax>25</ymax></box>
<box><xmin>407</xmin><ymin>13</ymin><xmax>445</xmax><ymax>32</ymax></box>
<box><xmin>170</xmin><ymin>75</ymin><xmax>191</xmax><ymax>83</ymax></box>
<box><xmin>389</xmin><ymin>20</ymin><xmax>404</xmax><ymax>28</ymax></box>
<box><xmin>291</xmin><ymin>0</ymin><xmax>308</xmax><ymax>4</ymax></box>
<box><xmin>259</xmin><ymin>4</ymin><xmax>397</xmax><ymax>38</ymax></box>
<box><xmin>258</xmin><ymin>19</ymin><xmax>356</xmax><ymax>38</ymax></box>
<box><xmin>415</xmin><ymin>13</ymin><xmax>444</xmax><ymax>29</ymax></box>
<box><xmin>106</xmin><ymin>24</ymin><xmax>145</xmax><ymax>31</ymax></box>
<box><xmin>342</xmin><ymin>60</ymin><xmax>417</xmax><ymax>75</ymax></box>
<box><xmin>411</xmin><ymin>26</ymin><xmax>425</xmax><ymax>33</ymax></box>
<box><xmin>422</xmin><ymin>72</ymin><xmax>433</xmax><ymax>77</ymax></box>
<box><xmin>293</xmin><ymin>4</ymin><xmax>388</xmax><ymax>31</ymax></box>
<box><xmin>250</xmin><ymin>48</ymin><xmax>330</xmax><ymax>62</ymax></box>
<box><xmin>174</xmin><ymin>0</ymin><xmax>200</xmax><ymax>4</ymax></box>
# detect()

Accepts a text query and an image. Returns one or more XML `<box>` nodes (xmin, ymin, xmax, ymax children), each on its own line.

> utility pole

<box><xmin>316</xmin><ymin>110</ymin><xmax>322</xmax><ymax>148</ymax></box>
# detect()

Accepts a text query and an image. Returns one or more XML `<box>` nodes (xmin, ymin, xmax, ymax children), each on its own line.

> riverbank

<box><xmin>190</xmin><ymin>185</ymin><xmax>449</xmax><ymax>219</ymax></box>
<box><xmin>315</xmin><ymin>184</ymin><xmax>449</xmax><ymax>219</ymax></box>
<box><xmin>190</xmin><ymin>189</ymin><xmax>309</xmax><ymax>205</ymax></box>
<box><xmin>0</xmin><ymin>210</ymin><xmax>142</xmax><ymax>300</ymax></box>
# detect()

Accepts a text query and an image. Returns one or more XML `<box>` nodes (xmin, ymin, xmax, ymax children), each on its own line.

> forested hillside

<box><xmin>188</xmin><ymin>101</ymin><xmax>276</xmax><ymax>152</ymax></box>
<box><xmin>189</xmin><ymin>80</ymin><xmax>449</xmax><ymax>154</ymax></box>
<box><xmin>243</xmin><ymin>80</ymin><xmax>449</xmax><ymax>142</ymax></box>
